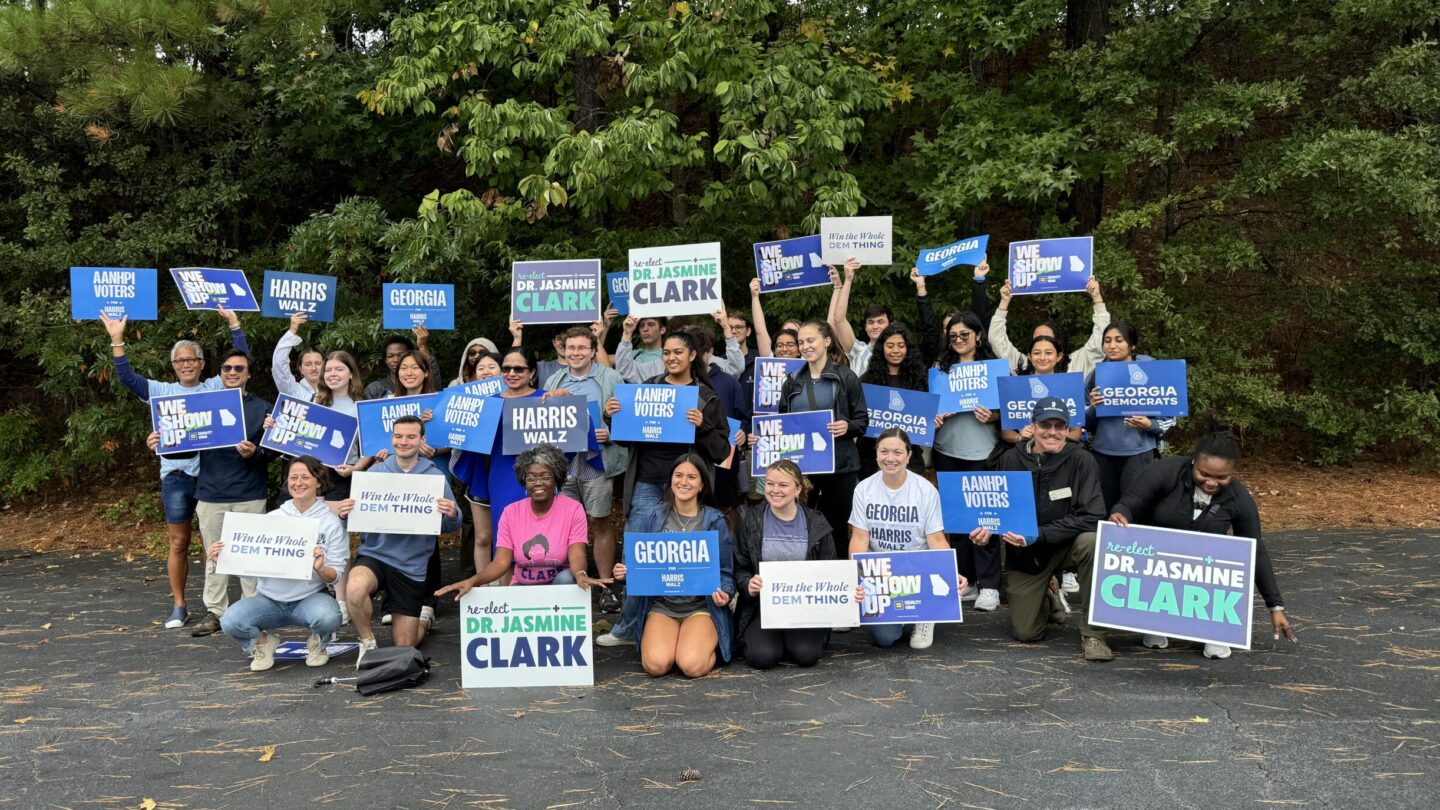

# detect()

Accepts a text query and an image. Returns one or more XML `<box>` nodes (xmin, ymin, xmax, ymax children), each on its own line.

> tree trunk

<box><xmin>1064</xmin><ymin>0</ymin><xmax>1109</xmax><ymax>235</ymax></box>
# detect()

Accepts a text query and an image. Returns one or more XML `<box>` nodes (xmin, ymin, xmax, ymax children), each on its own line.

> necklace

<box><xmin>671</xmin><ymin>509</ymin><xmax>702</xmax><ymax>531</ymax></box>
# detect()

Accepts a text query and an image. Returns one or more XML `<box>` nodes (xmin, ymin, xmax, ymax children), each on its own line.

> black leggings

<box><xmin>809</xmin><ymin>471</ymin><xmax>859</xmax><ymax>560</ymax></box>
<box><xmin>932</xmin><ymin>452</ymin><xmax>1003</xmax><ymax>589</ymax></box>
<box><xmin>743</xmin><ymin>621</ymin><xmax>829</xmax><ymax>670</ymax></box>
<box><xmin>1092</xmin><ymin>449</ymin><xmax>1157</xmax><ymax>512</ymax></box>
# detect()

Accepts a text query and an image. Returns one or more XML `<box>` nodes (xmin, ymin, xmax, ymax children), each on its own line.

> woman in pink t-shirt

<box><xmin>436</xmin><ymin>445</ymin><xmax>611</xmax><ymax>598</ymax></box>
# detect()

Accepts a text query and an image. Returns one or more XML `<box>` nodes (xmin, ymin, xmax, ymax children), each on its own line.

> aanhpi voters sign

<box><xmin>609</xmin><ymin>384</ymin><xmax>699</xmax><ymax>443</ymax></box>
<box><xmin>261</xmin><ymin>270</ymin><xmax>337</xmax><ymax>322</ymax></box>
<box><xmin>928</xmin><ymin>360</ymin><xmax>1009</xmax><ymax>413</ymax></box>
<box><xmin>170</xmin><ymin>267</ymin><xmax>260</xmax><ymax>311</ymax></box>
<box><xmin>260</xmin><ymin>394</ymin><xmax>360</xmax><ymax>469</ymax></box>
<box><xmin>1007</xmin><ymin>237</ymin><xmax>1093</xmax><ymax>296</ymax></box>
<box><xmin>821</xmin><ymin>216</ymin><xmax>893</xmax><ymax>266</ymax></box>
<box><xmin>356</xmin><ymin>395</ymin><xmax>435</xmax><ymax>458</ymax></box>
<box><xmin>997</xmin><ymin>373</ymin><xmax>1086</xmax><ymax>430</ymax></box>
<box><xmin>1088</xmin><ymin>521</ymin><xmax>1256</xmax><ymax>649</ymax></box>
<box><xmin>431</xmin><ymin>385</ymin><xmax>504</xmax><ymax>452</ymax></box>
<box><xmin>215</xmin><ymin>512</ymin><xmax>318</xmax><ymax>581</ymax></box>
<box><xmin>150</xmin><ymin>388</ymin><xmax>248</xmax><ymax>455</ymax></box>
<box><xmin>856</xmin><ymin>549</ymin><xmax>963</xmax><ymax>625</ymax></box>
<box><xmin>1094</xmin><ymin>360</ymin><xmax>1189</xmax><ymax>418</ymax></box>
<box><xmin>751</xmin><ymin>410</ymin><xmax>834</xmax><ymax>476</ymax></box>
<box><xmin>623</xmin><ymin>531</ymin><xmax>721</xmax><ymax>597</ymax></box>
<box><xmin>70</xmin><ymin>267</ymin><xmax>158</xmax><ymax>320</ymax></box>
<box><xmin>347</xmin><ymin>471</ymin><xmax>444</xmax><ymax>535</ymax></box>
<box><xmin>627</xmin><ymin>242</ymin><xmax>722</xmax><ymax>318</ymax></box>
<box><xmin>759</xmin><ymin>560</ymin><xmax>859</xmax><ymax>630</ymax></box>
<box><xmin>382</xmin><ymin>283</ymin><xmax>455</xmax><ymax>330</ymax></box>
<box><xmin>937</xmin><ymin>471</ymin><xmax>1039</xmax><ymax>542</ymax></box>
<box><xmin>862</xmin><ymin>384</ymin><xmax>939</xmax><ymax>448</ymax></box>
<box><xmin>460</xmin><ymin>584</ymin><xmax>594</xmax><ymax>688</ymax></box>
<box><xmin>753</xmin><ymin>235</ymin><xmax>829</xmax><ymax>293</ymax></box>
<box><xmin>510</xmin><ymin>259</ymin><xmax>602</xmax><ymax>325</ymax></box>
<box><xmin>915</xmin><ymin>235</ymin><xmax>989</xmax><ymax>277</ymax></box>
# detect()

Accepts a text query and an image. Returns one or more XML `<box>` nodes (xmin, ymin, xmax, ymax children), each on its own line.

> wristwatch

<box><xmin>1270</xmin><ymin>606</ymin><xmax>1286</xmax><ymax>613</ymax></box>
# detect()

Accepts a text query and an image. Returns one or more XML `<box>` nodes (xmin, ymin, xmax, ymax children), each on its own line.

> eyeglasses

<box><xmin>523</xmin><ymin>473</ymin><xmax>554</xmax><ymax>484</ymax></box>
<box><xmin>467</xmin><ymin>348</ymin><xmax>483</xmax><ymax>356</ymax></box>
<box><xmin>501</xmin><ymin>365</ymin><xmax>531</xmax><ymax>374</ymax></box>
<box><xmin>948</xmin><ymin>331</ymin><xmax>975</xmax><ymax>343</ymax></box>
<box><xmin>220</xmin><ymin>364</ymin><xmax>248</xmax><ymax>373</ymax></box>
<box><xmin>172</xmin><ymin>357</ymin><xmax>202</xmax><ymax>365</ymax></box>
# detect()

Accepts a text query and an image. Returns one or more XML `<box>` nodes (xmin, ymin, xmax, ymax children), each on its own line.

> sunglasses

<box><xmin>948</xmin><ymin>331</ymin><xmax>975</xmax><ymax>342</ymax></box>
<box><xmin>220</xmin><ymin>364</ymin><xmax>249</xmax><ymax>373</ymax></box>
<box><xmin>501</xmin><ymin>365</ymin><xmax>531</xmax><ymax>374</ymax></box>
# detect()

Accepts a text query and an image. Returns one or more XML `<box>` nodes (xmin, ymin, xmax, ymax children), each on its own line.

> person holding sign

<box><xmin>1084</xmin><ymin>321</ymin><xmax>1175</xmax><ymax>511</ymax></box>
<box><xmin>999</xmin><ymin>336</ymin><xmax>1083</xmax><ymax>445</ymax></box>
<box><xmin>363</xmin><ymin>332</ymin><xmax>443</xmax><ymax>399</ymax></box>
<box><xmin>848</xmin><ymin>429</ymin><xmax>959</xmax><ymax>650</ymax></box>
<box><xmin>336</xmin><ymin>415</ymin><xmax>460</xmax><ymax>663</ymax></box>
<box><xmin>436</xmin><ymin>445</ymin><xmax>608</xmax><ymax>598</ymax></box>
<box><xmin>826</xmin><ymin>258</ymin><xmax>890</xmax><ymax>372</ymax></box>
<box><xmin>615</xmin><ymin>315</ymin><xmax>667</xmax><ymax>384</ymax></box>
<box><xmin>611</xmin><ymin>454</ymin><xmax>735</xmax><ymax>678</ymax></box>
<box><xmin>931</xmin><ymin>311</ymin><xmax>1004</xmax><ymax>610</ymax></box>
<box><xmin>1108</xmin><ymin>431</ymin><xmax>1294</xmax><ymax>658</ymax></box>
<box><xmin>979</xmin><ymin>398</ymin><xmax>1109</xmax><ymax>660</ymax></box>
<box><xmin>213</xmin><ymin>456</ymin><xmax>348</xmax><ymax>671</ymax></box>
<box><xmin>734</xmin><ymin>461</ymin><xmax>857</xmax><ymax>669</ymax></box>
<box><xmin>102</xmin><ymin>307</ymin><xmax>248</xmax><ymax>630</ymax></box>
<box><xmin>990</xmin><ymin>276</ymin><xmax>1108</xmax><ymax>376</ymax></box>
<box><xmin>450</xmin><ymin>338</ymin><xmax>501</xmax><ymax>386</ymax></box>
<box><xmin>452</xmin><ymin>348</ymin><xmax>545</xmax><ymax>544</ymax></box>
<box><xmin>747</xmin><ymin>278</ymin><xmax>802</xmax><ymax>360</ymax></box>
<box><xmin>150</xmin><ymin>349</ymin><xmax>274</xmax><ymax>638</ymax></box>
<box><xmin>448</xmin><ymin>350</ymin><xmax>503</xmax><ymax>578</ymax></box>
<box><xmin>778</xmin><ymin>321</ymin><xmax>868</xmax><ymax>558</ymax></box>
<box><xmin>857</xmin><ymin>323</ymin><xmax>929</xmax><ymax>478</ymax></box>
<box><xmin>271</xmin><ymin>312</ymin><xmax>326</xmax><ymax>401</ymax></box>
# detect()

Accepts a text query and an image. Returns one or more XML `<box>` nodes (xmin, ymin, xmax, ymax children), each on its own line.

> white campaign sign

<box><xmin>759</xmin><ymin>560</ymin><xmax>860</xmax><ymax>629</ymax></box>
<box><xmin>215</xmin><ymin>512</ymin><xmax>318</xmax><ymax>581</ymax></box>
<box><xmin>627</xmin><ymin>241</ymin><xmax>723</xmax><ymax>318</ymax></box>
<box><xmin>347</xmin><ymin>471</ymin><xmax>444</xmax><ymax>535</ymax></box>
<box><xmin>821</xmin><ymin>216</ymin><xmax>893</xmax><ymax>265</ymax></box>
<box><xmin>459</xmin><ymin>585</ymin><xmax>594</xmax><ymax>688</ymax></box>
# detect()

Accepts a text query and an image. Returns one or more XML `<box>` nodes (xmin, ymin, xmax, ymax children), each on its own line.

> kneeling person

<box><xmin>214</xmin><ymin>456</ymin><xmax>348</xmax><ymax>671</ymax></box>
<box><xmin>337</xmin><ymin>415</ymin><xmax>460</xmax><ymax>663</ymax></box>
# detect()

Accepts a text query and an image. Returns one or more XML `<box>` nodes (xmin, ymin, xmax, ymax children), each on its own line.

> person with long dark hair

<box><xmin>999</xmin><ymin>335</ymin><xmax>1083</xmax><ymax>445</ymax></box>
<box><xmin>989</xmin><ymin>276</ymin><xmax>1109</xmax><ymax>375</ymax></box>
<box><xmin>1085</xmin><ymin>321</ymin><xmax>1175</xmax><ymax>510</ymax></box>
<box><xmin>858</xmin><ymin>322</ymin><xmax>928</xmax><ymax>477</ymax></box>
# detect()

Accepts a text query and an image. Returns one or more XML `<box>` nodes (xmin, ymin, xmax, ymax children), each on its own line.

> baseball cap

<box><xmin>1031</xmin><ymin>396</ymin><xmax>1070</xmax><ymax>425</ymax></box>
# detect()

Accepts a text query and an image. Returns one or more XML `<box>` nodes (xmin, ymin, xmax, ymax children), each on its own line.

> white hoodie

<box><xmin>255</xmin><ymin>498</ymin><xmax>350</xmax><ymax>603</ymax></box>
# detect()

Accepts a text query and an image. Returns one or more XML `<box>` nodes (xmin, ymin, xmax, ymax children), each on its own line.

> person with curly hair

<box><xmin>858</xmin><ymin>322</ymin><xmax>929</xmax><ymax>477</ymax></box>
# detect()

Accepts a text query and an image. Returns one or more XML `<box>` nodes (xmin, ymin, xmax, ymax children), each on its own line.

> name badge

<box><xmin>1048</xmin><ymin>487</ymin><xmax>1073</xmax><ymax>501</ymax></box>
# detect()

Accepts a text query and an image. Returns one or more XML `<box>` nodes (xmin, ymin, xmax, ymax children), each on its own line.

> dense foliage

<box><xmin>0</xmin><ymin>0</ymin><xmax>1436</xmax><ymax>497</ymax></box>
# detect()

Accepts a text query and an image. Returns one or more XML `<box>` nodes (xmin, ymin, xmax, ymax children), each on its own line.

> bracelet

<box><xmin>1271</xmin><ymin>606</ymin><xmax>1286</xmax><ymax>613</ymax></box>
<box><xmin>111</xmin><ymin>342</ymin><xmax>125</xmax><ymax>348</ymax></box>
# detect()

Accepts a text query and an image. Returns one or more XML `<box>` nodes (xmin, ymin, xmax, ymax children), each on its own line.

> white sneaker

<box><xmin>356</xmin><ymin>638</ymin><xmax>378</xmax><ymax>668</ymax></box>
<box><xmin>1061</xmin><ymin>572</ymin><xmax>1080</xmax><ymax>593</ymax></box>
<box><xmin>1203</xmin><ymin>644</ymin><xmax>1232</xmax><ymax>660</ymax></box>
<box><xmin>250</xmin><ymin>633</ymin><xmax>279</xmax><ymax>672</ymax></box>
<box><xmin>909</xmin><ymin>622</ymin><xmax>935</xmax><ymax>650</ymax></box>
<box><xmin>420</xmin><ymin>605</ymin><xmax>436</xmax><ymax>631</ymax></box>
<box><xmin>974</xmin><ymin>588</ymin><xmax>1001</xmax><ymax>611</ymax></box>
<box><xmin>305</xmin><ymin>633</ymin><xmax>330</xmax><ymax>667</ymax></box>
<box><xmin>381</xmin><ymin>613</ymin><xmax>392</xmax><ymax>626</ymax></box>
<box><xmin>1142</xmin><ymin>634</ymin><xmax>1169</xmax><ymax>649</ymax></box>
<box><xmin>959</xmin><ymin>585</ymin><xmax>979</xmax><ymax>602</ymax></box>
<box><xmin>595</xmin><ymin>632</ymin><xmax>634</xmax><ymax>647</ymax></box>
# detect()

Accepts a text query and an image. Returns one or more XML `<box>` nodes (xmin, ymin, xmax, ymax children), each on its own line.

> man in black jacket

<box><xmin>972</xmin><ymin>398</ymin><xmax>1111</xmax><ymax>660</ymax></box>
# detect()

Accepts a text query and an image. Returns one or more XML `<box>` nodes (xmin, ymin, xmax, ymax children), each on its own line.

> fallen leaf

<box><xmin>13</xmin><ymin>717</ymin><xmax>32</xmax><ymax>724</ymax></box>
<box><xmin>40</xmin><ymin>623</ymin><xmax>52</xmax><ymax>630</ymax></box>
<box><xmin>510</xmin><ymin>710</ymin><xmax>527</xmax><ymax>719</ymax></box>
<box><xmin>258</xmin><ymin>745</ymin><xmax>275</xmax><ymax>762</ymax></box>
<box><xmin>139</xmin><ymin>800</ymin><xmax>157</xmax><ymax>810</ymax></box>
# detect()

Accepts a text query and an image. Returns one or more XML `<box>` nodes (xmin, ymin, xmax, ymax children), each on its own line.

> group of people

<box><xmin>102</xmin><ymin>255</ymin><xmax>1294</xmax><ymax>677</ymax></box>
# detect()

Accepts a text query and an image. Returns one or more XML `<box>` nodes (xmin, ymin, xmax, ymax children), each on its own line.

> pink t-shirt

<box><xmin>496</xmin><ymin>494</ymin><xmax>589</xmax><ymax>585</ymax></box>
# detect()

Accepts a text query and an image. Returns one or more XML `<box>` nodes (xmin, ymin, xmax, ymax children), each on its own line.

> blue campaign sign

<box><xmin>356</xmin><ymin>394</ymin><xmax>436</xmax><ymax>458</ymax></box>
<box><xmin>1007</xmin><ymin>236</ymin><xmax>1093</xmax><ymax>296</ymax></box>
<box><xmin>862</xmin><ymin>385</ymin><xmax>939</xmax><ymax>448</ymax></box>
<box><xmin>1088</xmin><ymin>521</ymin><xmax>1256</xmax><ymax>649</ymax></box>
<box><xmin>70</xmin><ymin>267</ymin><xmax>158</xmax><ymax>320</ymax></box>
<box><xmin>261</xmin><ymin>270</ymin><xmax>338</xmax><ymax>322</ymax></box>
<box><xmin>928</xmin><ymin>360</ymin><xmax>1009</xmax><ymax>413</ymax></box>
<box><xmin>754</xmin><ymin>235</ymin><xmax>829</xmax><ymax>293</ymax></box>
<box><xmin>511</xmin><ymin>259</ymin><xmax>603</xmax><ymax>325</ymax></box>
<box><xmin>856</xmin><ymin>549</ymin><xmax>962</xmax><ymax>625</ymax></box>
<box><xmin>382</xmin><ymin>283</ymin><xmax>455</xmax><ymax>330</ymax></box>
<box><xmin>751</xmin><ymin>410</ymin><xmax>834</xmax><ymax>476</ymax></box>
<box><xmin>607</xmin><ymin>272</ymin><xmax>630</xmax><ymax>316</ymax></box>
<box><xmin>915</xmin><ymin>235</ymin><xmax>989</xmax><ymax>277</ymax></box>
<box><xmin>169</xmin><ymin>267</ymin><xmax>260</xmax><ymax>311</ymax></box>
<box><xmin>259</xmin><ymin>394</ymin><xmax>360</xmax><ymax>468</ymax></box>
<box><xmin>623</xmin><ymin>531</ymin><xmax>721</xmax><ymax>597</ymax></box>
<box><xmin>997</xmin><ymin>373</ymin><xmax>1086</xmax><ymax>430</ymax></box>
<box><xmin>1094</xmin><ymin>359</ymin><xmax>1189</xmax><ymax>418</ymax></box>
<box><xmin>431</xmin><ymin>386</ymin><xmax>504</xmax><ymax>453</ymax></box>
<box><xmin>457</xmin><ymin>376</ymin><xmax>506</xmax><ymax>399</ymax></box>
<box><xmin>610</xmin><ymin>384</ymin><xmax>699</xmax><ymax>443</ymax></box>
<box><xmin>937</xmin><ymin>471</ymin><xmax>1039</xmax><ymax>542</ymax></box>
<box><xmin>751</xmin><ymin>357</ymin><xmax>805</xmax><ymax>414</ymax></box>
<box><xmin>150</xmin><ymin>388</ymin><xmax>248</xmax><ymax>455</ymax></box>
<box><xmin>585</xmin><ymin>401</ymin><xmax>605</xmax><ymax>472</ymax></box>
<box><xmin>501</xmin><ymin>395</ymin><xmax>589</xmax><ymax>455</ymax></box>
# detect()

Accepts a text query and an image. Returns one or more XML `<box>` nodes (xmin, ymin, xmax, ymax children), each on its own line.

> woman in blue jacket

<box><xmin>1084</xmin><ymin>321</ymin><xmax>1175</xmax><ymax>510</ymax></box>
<box><xmin>613</xmin><ymin>452</ymin><xmax>735</xmax><ymax>678</ymax></box>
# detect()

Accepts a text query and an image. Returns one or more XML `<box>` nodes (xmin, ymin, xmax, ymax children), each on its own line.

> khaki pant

<box><xmin>196</xmin><ymin>500</ymin><xmax>264</xmax><ymax>616</ymax></box>
<box><xmin>1007</xmin><ymin>531</ymin><xmax>1106</xmax><ymax>643</ymax></box>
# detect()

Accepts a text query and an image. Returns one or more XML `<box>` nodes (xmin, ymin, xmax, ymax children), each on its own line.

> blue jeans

<box><xmin>160</xmin><ymin>471</ymin><xmax>198</xmax><ymax>525</ymax></box>
<box><xmin>220</xmin><ymin>592</ymin><xmax>342</xmax><ymax>652</ymax></box>
<box><xmin>551</xmin><ymin>570</ymin><xmax>576</xmax><ymax>585</ymax></box>
<box><xmin>610</xmin><ymin>482</ymin><xmax>665</xmax><ymax>641</ymax></box>
<box><xmin>629</xmin><ymin>481</ymin><xmax>664</xmax><ymax>516</ymax></box>
<box><xmin>866</xmin><ymin>623</ymin><xmax>906</xmax><ymax>648</ymax></box>
<box><xmin>609</xmin><ymin>593</ymin><xmax>644</xmax><ymax>640</ymax></box>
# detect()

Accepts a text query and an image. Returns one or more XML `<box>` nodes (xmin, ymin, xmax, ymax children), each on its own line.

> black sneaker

<box><xmin>190</xmin><ymin>612</ymin><xmax>222</xmax><ymax>637</ymax></box>
<box><xmin>597</xmin><ymin>586</ymin><xmax>622</xmax><ymax>614</ymax></box>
